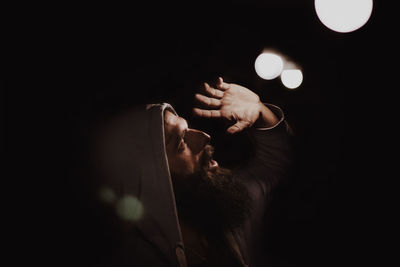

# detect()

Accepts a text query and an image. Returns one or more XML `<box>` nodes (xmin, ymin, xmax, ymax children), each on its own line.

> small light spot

<box><xmin>116</xmin><ymin>196</ymin><xmax>144</xmax><ymax>222</ymax></box>
<box><xmin>98</xmin><ymin>186</ymin><xmax>116</xmax><ymax>204</ymax></box>
<box><xmin>281</xmin><ymin>69</ymin><xmax>303</xmax><ymax>89</ymax></box>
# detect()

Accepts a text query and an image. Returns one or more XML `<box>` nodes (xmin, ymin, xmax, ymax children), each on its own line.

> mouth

<box><xmin>201</xmin><ymin>144</ymin><xmax>218</xmax><ymax>172</ymax></box>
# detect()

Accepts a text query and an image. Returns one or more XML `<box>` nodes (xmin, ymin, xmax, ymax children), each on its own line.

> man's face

<box><xmin>163</xmin><ymin>109</ymin><xmax>251</xmax><ymax>229</ymax></box>
<box><xmin>164</xmin><ymin>110</ymin><xmax>218</xmax><ymax>176</ymax></box>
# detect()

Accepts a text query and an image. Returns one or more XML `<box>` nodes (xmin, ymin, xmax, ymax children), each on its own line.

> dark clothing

<box><xmin>88</xmin><ymin>103</ymin><xmax>292</xmax><ymax>267</ymax></box>
<box><xmin>229</xmin><ymin>114</ymin><xmax>293</xmax><ymax>267</ymax></box>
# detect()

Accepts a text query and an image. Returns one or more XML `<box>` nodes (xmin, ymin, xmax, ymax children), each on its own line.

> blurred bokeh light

<box><xmin>255</xmin><ymin>52</ymin><xmax>284</xmax><ymax>80</ymax></box>
<box><xmin>116</xmin><ymin>195</ymin><xmax>144</xmax><ymax>222</ymax></box>
<box><xmin>315</xmin><ymin>0</ymin><xmax>373</xmax><ymax>33</ymax></box>
<box><xmin>281</xmin><ymin>69</ymin><xmax>303</xmax><ymax>89</ymax></box>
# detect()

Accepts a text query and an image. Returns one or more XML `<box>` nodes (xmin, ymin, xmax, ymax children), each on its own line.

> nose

<box><xmin>184</xmin><ymin>129</ymin><xmax>211</xmax><ymax>154</ymax></box>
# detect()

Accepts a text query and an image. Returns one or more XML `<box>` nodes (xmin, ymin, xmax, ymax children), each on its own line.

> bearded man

<box><xmin>88</xmin><ymin>77</ymin><xmax>293</xmax><ymax>267</ymax></box>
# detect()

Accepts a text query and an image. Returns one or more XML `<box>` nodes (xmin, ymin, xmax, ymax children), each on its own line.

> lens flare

<box><xmin>116</xmin><ymin>195</ymin><xmax>144</xmax><ymax>222</ymax></box>
<box><xmin>98</xmin><ymin>186</ymin><xmax>116</xmax><ymax>204</ymax></box>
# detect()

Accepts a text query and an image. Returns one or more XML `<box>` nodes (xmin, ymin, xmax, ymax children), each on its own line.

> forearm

<box><xmin>239</xmin><ymin>123</ymin><xmax>292</xmax><ymax>201</ymax></box>
<box><xmin>240</xmin><ymin>104</ymin><xmax>293</xmax><ymax>191</ymax></box>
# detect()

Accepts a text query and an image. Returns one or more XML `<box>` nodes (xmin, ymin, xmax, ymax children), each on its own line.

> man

<box><xmin>88</xmin><ymin>77</ymin><xmax>292</xmax><ymax>267</ymax></box>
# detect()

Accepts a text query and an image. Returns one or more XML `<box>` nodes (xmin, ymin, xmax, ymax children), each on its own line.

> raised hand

<box><xmin>193</xmin><ymin>77</ymin><xmax>263</xmax><ymax>134</ymax></box>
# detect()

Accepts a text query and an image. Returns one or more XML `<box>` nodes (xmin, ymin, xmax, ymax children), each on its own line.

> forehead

<box><xmin>164</xmin><ymin>110</ymin><xmax>187</xmax><ymax>136</ymax></box>
<box><xmin>164</xmin><ymin>110</ymin><xmax>179</xmax><ymax>126</ymax></box>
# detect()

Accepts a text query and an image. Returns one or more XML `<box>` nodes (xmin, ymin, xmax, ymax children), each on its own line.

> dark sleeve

<box><xmin>236</xmin><ymin>103</ymin><xmax>293</xmax><ymax>201</ymax></box>
<box><xmin>232</xmin><ymin>104</ymin><xmax>293</xmax><ymax>265</ymax></box>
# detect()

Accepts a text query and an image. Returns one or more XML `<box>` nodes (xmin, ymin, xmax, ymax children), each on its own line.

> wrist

<box><xmin>254</xmin><ymin>102</ymin><xmax>279</xmax><ymax>128</ymax></box>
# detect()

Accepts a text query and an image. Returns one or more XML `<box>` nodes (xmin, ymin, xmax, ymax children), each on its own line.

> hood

<box><xmin>90</xmin><ymin>103</ymin><xmax>185</xmax><ymax>266</ymax></box>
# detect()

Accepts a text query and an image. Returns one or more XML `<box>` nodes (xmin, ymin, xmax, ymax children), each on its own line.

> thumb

<box><xmin>227</xmin><ymin>120</ymin><xmax>251</xmax><ymax>134</ymax></box>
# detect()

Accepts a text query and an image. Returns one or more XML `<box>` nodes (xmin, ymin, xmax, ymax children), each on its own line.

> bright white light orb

<box><xmin>315</xmin><ymin>0</ymin><xmax>373</xmax><ymax>33</ymax></box>
<box><xmin>281</xmin><ymin>69</ymin><xmax>303</xmax><ymax>89</ymax></box>
<box><xmin>255</xmin><ymin>52</ymin><xmax>284</xmax><ymax>80</ymax></box>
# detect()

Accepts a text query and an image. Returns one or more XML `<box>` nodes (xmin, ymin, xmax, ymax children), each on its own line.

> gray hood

<box><xmin>90</xmin><ymin>103</ymin><xmax>186</xmax><ymax>266</ymax></box>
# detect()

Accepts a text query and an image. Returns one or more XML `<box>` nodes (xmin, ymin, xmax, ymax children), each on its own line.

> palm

<box><xmin>193</xmin><ymin>78</ymin><xmax>261</xmax><ymax>134</ymax></box>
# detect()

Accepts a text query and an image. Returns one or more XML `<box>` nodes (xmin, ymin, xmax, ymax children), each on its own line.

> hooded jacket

<box><xmin>88</xmin><ymin>102</ymin><xmax>292</xmax><ymax>267</ymax></box>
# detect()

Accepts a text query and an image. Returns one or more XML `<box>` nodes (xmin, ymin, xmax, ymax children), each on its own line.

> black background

<box><xmin>4</xmin><ymin>1</ymin><xmax>391</xmax><ymax>266</ymax></box>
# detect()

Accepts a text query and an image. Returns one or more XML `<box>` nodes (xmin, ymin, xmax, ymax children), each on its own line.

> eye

<box><xmin>177</xmin><ymin>133</ymin><xmax>187</xmax><ymax>153</ymax></box>
<box><xmin>177</xmin><ymin>137</ymin><xmax>184</xmax><ymax>152</ymax></box>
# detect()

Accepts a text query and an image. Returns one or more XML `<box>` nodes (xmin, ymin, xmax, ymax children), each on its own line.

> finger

<box><xmin>204</xmin><ymin>82</ymin><xmax>224</xmax><ymax>98</ymax></box>
<box><xmin>217</xmin><ymin>77</ymin><xmax>230</xmax><ymax>91</ymax></box>
<box><xmin>227</xmin><ymin>120</ymin><xmax>250</xmax><ymax>134</ymax></box>
<box><xmin>195</xmin><ymin>93</ymin><xmax>221</xmax><ymax>108</ymax></box>
<box><xmin>193</xmin><ymin>108</ymin><xmax>222</xmax><ymax>118</ymax></box>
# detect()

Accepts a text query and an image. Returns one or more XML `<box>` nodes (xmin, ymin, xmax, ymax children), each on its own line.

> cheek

<box><xmin>170</xmin><ymin>152</ymin><xmax>199</xmax><ymax>176</ymax></box>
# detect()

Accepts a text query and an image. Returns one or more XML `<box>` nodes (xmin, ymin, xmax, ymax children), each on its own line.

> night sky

<box><xmin>4</xmin><ymin>1</ymin><xmax>390</xmax><ymax>266</ymax></box>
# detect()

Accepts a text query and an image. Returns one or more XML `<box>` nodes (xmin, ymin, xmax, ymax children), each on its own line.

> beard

<box><xmin>171</xmin><ymin>145</ymin><xmax>252</xmax><ymax>232</ymax></box>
